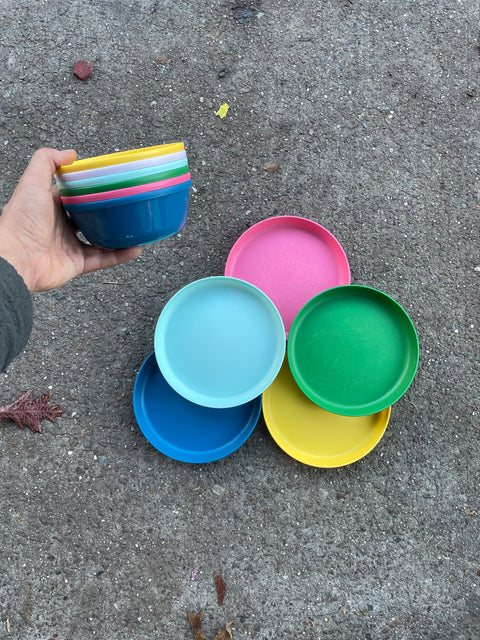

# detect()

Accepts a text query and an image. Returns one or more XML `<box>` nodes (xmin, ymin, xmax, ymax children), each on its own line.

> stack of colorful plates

<box><xmin>134</xmin><ymin>277</ymin><xmax>286</xmax><ymax>463</ymax></box>
<box><xmin>226</xmin><ymin>216</ymin><xmax>419</xmax><ymax>467</ymax></box>
<box><xmin>133</xmin><ymin>215</ymin><xmax>419</xmax><ymax>467</ymax></box>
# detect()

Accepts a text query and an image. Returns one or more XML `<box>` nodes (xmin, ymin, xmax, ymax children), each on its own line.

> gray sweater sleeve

<box><xmin>0</xmin><ymin>257</ymin><xmax>33</xmax><ymax>371</ymax></box>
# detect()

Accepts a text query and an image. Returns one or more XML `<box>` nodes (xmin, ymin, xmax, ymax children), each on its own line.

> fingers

<box><xmin>19</xmin><ymin>148</ymin><xmax>77</xmax><ymax>190</ymax></box>
<box><xmin>81</xmin><ymin>245</ymin><xmax>143</xmax><ymax>275</ymax></box>
<box><xmin>51</xmin><ymin>148</ymin><xmax>78</xmax><ymax>169</ymax></box>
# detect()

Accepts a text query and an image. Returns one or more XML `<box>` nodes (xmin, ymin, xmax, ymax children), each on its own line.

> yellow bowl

<box><xmin>262</xmin><ymin>357</ymin><xmax>391</xmax><ymax>468</ymax></box>
<box><xmin>56</xmin><ymin>143</ymin><xmax>185</xmax><ymax>174</ymax></box>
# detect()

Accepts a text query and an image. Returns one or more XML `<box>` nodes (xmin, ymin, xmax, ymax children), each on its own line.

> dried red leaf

<box><xmin>214</xmin><ymin>573</ymin><xmax>226</xmax><ymax>605</ymax></box>
<box><xmin>73</xmin><ymin>60</ymin><xmax>93</xmax><ymax>79</ymax></box>
<box><xmin>0</xmin><ymin>389</ymin><xmax>64</xmax><ymax>434</ymax></box>
<box><xmin>264</xmin><ymin>162</ymin><xmax>279</xmax><ymax>173</ymax></box>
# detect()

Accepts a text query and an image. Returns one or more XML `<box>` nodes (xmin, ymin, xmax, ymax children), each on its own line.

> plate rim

<box><xmin>262</xmin><ymin>358</ymin><xmax>391</xmax><ymax>467</ymax></box>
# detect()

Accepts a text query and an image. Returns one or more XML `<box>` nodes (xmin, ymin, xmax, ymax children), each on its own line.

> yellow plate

<box><xmin>56</xmin><ymin>143</ymin><xmax>184</xmax><ymax>174</ymax></box>
<box><xmin>262</xmin><ymin>357</ymin><xmax>391</xmax><ymax>467</ymax></box>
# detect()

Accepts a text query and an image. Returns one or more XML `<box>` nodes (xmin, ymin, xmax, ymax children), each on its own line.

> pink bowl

<box><xmin>61</xmin><ymin>172</ymin><xmax>191</xmax><ymax>204</ymax></box>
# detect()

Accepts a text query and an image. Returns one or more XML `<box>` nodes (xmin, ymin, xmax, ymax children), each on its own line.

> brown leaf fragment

<box><xmin>0</xmin><ymin>389</ymin><xmax>64</xmax><ymax>434</ymax></box>
<box><xmin>188</xmin><ymin>610</ymin><xmax>210</xmax><ymax>640</ymax></box>
<box><xmin>188</xmin><ymin>610</ymin><xmax>234</xmax><ymax>640</ymax></box>
<box><xmin>264</xmin><ymin>162</ymin><xmax>279</xmax><ymax>173</ymax></box>
<box><xmin>214</xmin><ymin>573</ymin><xmax>226</xmax><ymax>605</ymax></box>
<box><xmin>156</xmin><ymin>55</ymin><xmax>171</xmax><ymax>64</ymax></box>
<box><xmin>213</xmin><ymin>620</ymin><xmax>234</xmax><ymax>640</ymax></box>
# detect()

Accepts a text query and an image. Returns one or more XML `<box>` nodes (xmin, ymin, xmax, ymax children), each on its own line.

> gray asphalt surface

<box><xmin>0</xmin><ymin>1</ymin><xmax>479</xmax><ymax>639</ymax></box>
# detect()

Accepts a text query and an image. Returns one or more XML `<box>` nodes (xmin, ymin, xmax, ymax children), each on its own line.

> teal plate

<box><xmin>154</xmin><ymin>277</ymin><xmax>286</xmax><ymax>408</ymax></box>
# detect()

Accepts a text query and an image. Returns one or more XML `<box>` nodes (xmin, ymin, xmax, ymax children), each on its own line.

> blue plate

<box><xmin>154</xmin><ymin>277</ymin><xmax>286</xmax><ymax>408</ymax></box>
<box><xmin>133</xmin><ymin>352</ymin><xmax>262</xmax><ymax>463</ymax></box>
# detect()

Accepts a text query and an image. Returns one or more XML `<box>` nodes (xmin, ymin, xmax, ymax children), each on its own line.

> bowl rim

<box><xmin>57</xmin><ymin>162</ymin><xmax>189</xmax><ymax>196</ymax></box>
<box><xmin>55</xmin><ymin>157</ymin><xmax>188</xmax><ymax>189</ymax></box>
<box><xmin>56</xmin><ymin>143</ymin><xmax>184</xmax><ymax>174</ymax></box>
<box><xmin>61</xmin><ymin>172</ymin><xmax>191</xmax><ymax>204</ymax></box>
<box><xmin>55</xmin><ymin>149</ymin><xmax>187</xmax><ymax>181</ymax></box>
<box><xmin>63</xmin><ymin>179</ymin><xmax>192</xmax><ymax>211</ymax></box>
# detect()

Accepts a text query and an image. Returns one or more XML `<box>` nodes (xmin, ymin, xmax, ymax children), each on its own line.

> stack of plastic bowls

<box><xmin>55</xmin><ymin>143</ymin><xmax>191</xmax><ymax>249</ymax></box>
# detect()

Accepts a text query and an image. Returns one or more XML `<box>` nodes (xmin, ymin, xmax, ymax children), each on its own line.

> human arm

<box><xmin>0</xmin><ymin>147</ymin><xmax>142</xmax><ymax>368</ymax></box>
<box><xmin>0</xmin><ymin>257</ymin><xmax>33</xmax><ymax>371</ymax></box>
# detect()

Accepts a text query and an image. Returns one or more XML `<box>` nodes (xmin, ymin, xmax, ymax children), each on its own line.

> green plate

<box><xmin>287</xmin><ymin>285</ymin><xmax>419</xmax><ymax>416</ymax></box>
<box><xmin>58</xmin><ymin>164</ymin><xmax>189</xmax><ymax>196</ymax></box>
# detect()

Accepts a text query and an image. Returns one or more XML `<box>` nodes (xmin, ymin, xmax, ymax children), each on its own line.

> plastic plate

<box><xmin>288</xmin><ymin>285</ymin><xmax>419</xmax><ymax>416</ymax></box>
<box><xmin>154</xmin><ymin>277</ymin><xmax>286</xmax><ymax>408</ymax></box>
<box><xmin>225</xmin><ymin>216</ymin><xmax>350</xmax><ymax>336</ymax></box>
<box><xmin>262</xmin><ymin>357</ymin><xmax>391</xmax><ymax>467</ymax></box>
<box><xmin>133</xmin><ymin>353</ymin><xmax>262</xmax><ymax>463</ymax></box>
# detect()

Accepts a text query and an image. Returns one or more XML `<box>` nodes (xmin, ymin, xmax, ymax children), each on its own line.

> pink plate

<box><xmin>61</xmin><ymin>172</ymin><xmax>191</xmax><ymax>204</ymax></box>
<box><xmin>225</xmin><ymin>216</ymin><xmax>350</xmax><ymax>336</ymax></box>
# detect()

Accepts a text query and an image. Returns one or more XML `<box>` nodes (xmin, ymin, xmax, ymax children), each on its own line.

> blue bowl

<box><xmin>133</xmin><ymin>352</ymin><xmax>262</xmax><ymax>463</ymax></box>
<box><xmin>63</xmin><ymin>180</ymin><xmax>191</xmax><ymax>249</ymax></box>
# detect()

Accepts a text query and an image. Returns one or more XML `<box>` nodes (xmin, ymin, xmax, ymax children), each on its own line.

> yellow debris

<box><xmin>215</xmin><ymin>103</ymin><xmax>229</xmax><ymax>118</ymax></box>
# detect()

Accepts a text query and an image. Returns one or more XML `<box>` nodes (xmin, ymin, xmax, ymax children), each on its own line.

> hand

<box><xmin>0</xmin><ymin>147</ymin><xmax>142</xmax><ymax>292</ymax></box>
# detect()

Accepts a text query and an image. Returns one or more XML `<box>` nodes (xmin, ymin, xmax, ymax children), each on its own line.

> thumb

<box><xmin>19</xmin><ymin>147</ymin><xmax>77</xmax><ymax>190</ymax></box>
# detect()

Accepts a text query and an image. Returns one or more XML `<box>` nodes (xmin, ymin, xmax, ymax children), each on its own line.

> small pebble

<box><xmin>212</xmin><ymin>484</ymin><xmax>225</xmax><ymax>496</ymax></box>
<box><xmin>73</xmin><ymin>61</ymin><xmax>93</xmax><ymax>80</ymax></box>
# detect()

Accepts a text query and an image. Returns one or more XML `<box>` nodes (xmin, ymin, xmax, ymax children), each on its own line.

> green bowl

<box><xmin>58</xmin><ymin>164</ymin><xmax>189</xmax><ymax>196</ymax></box>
